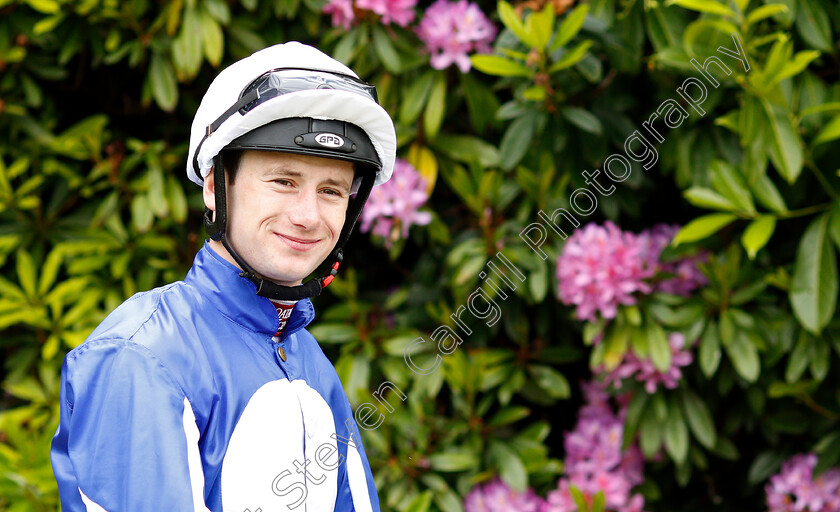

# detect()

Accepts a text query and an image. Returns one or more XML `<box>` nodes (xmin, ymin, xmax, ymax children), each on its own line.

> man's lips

<box><xmin>276</xmin><ymin>233</ymin><xmax>322</xmax><ymax>251</ymax></box>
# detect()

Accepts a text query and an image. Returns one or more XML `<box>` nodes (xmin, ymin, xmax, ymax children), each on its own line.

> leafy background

<box><xmin>1</xmin><ymin>0</ymin><xmax>840</xmax><ymax>510</ymax></box>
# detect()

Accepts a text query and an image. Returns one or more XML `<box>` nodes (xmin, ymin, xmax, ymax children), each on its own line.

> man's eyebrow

<box><xmin>321</xmin><ymin>177</ymin><xmax>353</xmax><ymax>190</ymax></box>
<box><xmin>265</xmin><ymin>167</ymin><xmax>352</xmax><ymax>190</ymax></box>
<box><xmin>264</xmin><ymin>168</ymin><xmax>302</xmax><ymax>178</ymax></box>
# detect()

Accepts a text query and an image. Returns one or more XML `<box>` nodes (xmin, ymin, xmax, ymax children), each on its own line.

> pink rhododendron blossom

<box><xmin>355</xmin><ymin>0</ymin><xmax>417</xmax><ymax>26</ymax></box>
<box><xmin>600</xmin><ymin>332</ymin><xmax>694</xmax><ymax>394</ymax></box>
<box><xmin>542</xmin><ymin>382</ymin><xmax>646</xmax><ymax>512</ymax></box>
<box><xmin>556</xmin><ymin>223</ymin><xmax>707</xmax><ymax>322</ymax></box>
<box><xmin>636</xmin><ymin>224</ymin><xmax>707</xmax><ymax>296</ymax></box>
<box><xmin>766</xmin><ymin>453</ymin><xmax>840</xmax><ymax>512</ymax></box>
<box><xmin>323</xmin><ymin>0</ymin><xmax>355</xmax><ymax>29</ymax></box>
<box><xmin>465</xmin><ymin>478</ymin><xmax>545</xmax><ymax>512</ymax></box>
<box><xmin>556</xmin><ymin>222</ymin><xmax>654</xmax><ymax>322</ymax></box>
<box><xmin>360</xmin><ymin>159</ymin><xmax>432</xmax><ymax>247</ymax></box>
<box><xmin>322</xmin><ymin>0</ymin><xmax>416</xmax><ymax>28</ymax></box>
<box><xmin>416</xmin><ymin>0</ymin><xmax>496</xmax><ymax>73</ymax></box>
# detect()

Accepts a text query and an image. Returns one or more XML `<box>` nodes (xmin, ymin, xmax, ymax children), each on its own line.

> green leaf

<box><xmin>561</xmin><ymin>106</ymin><xmax>602</xmax><ymax>135</ymax></box>
<box><xmin>38</xmin><ymin>247</ymin><xmax>64</xmax><ymax>295</ymax></box>
<box><xmin>498</xmin><ymin>0</ymin><xmax>536</xmax><ymax>47</ymax></box>
<box><xmin>746</xmin><ymin>4</ymin><xmax>788</xmax><ymax>26</ymax></box>
<box><xmin>664</xmin><ymin>396</ymin><xmax>689</xmax><ymax>464</ymax></box>
<box><xmin>548</xmin><ymin>40</ymin><xmax>593</xmax><ymax>73</ymax></box>
<box><xmin>371</xmin><ymin>25</ymin><xmax>401</xmax><ymax>74</ymax></box>
<box><xmin>795</xmin><ymin>0</ymin><xmax>832</xmax><ymax>52</ymax></box>
<box><xmin>172</xmin><ymin>6</ymin><xmax>203</xmax><ymax>81</ymax></box>
<box><xmin>748</xmin><ymin>452</ymin><xmax>787</xmax><ymax>485</ymax></box>
<box><xmin>432</xmin><ymin>134</ymin><xmax>500</xmax><ymax>168</ymax></box>
<box><xmin>665</xmin><ymin>0</ymin><xmax>736</xmax><ymax>17</ymax></box>
<box><xmin>15</xmin><ymin>249</ymin><xmax>37</xmax><ymax>298</ymax></box>
<box><xmin>709</xmin><ymin>160</ymin><xmax>755</xmax><ymax>213</ymax></box>
<box><xmin>528</xmin><ymin>365</ymin><xmax>570</xmax><ymax>399</ymax></box>
<box><xmin>200</xmin><ymin>10</ymin><xmax>224</xmax><ymax>67</ymax></box>
<box><xmin>762</xmin><ymin>100</ymin><xmax>803</xmax><ymax>184</ymax></box>
<box><xmin>489</xmin><ymin>406</ymin><xmax>531</xmax><ymax>427</ymax></box>
<box><xmin>499</xmin><ymin>115</ymin><xmax>535</xmax><ymax>171</ymax></box>
<box><xmin>490</xmin><ymin>442</ymin><xmax>528</xmax><ymax>491</ymax></box>
<box><xmin>131</xmin><ymin>194</ymin><xmax>154</xmax><ymax>233</ymax></box>
<box><xmin>423</xmin><ymin>73</ymin><xmax>447</xmax><ymax>141</ymax></box>
<box><xmin>809</xmin><ymin>334</ymin><xmax>830</xmax><ymax>382</ymax></box>
<box><xmin>777</xmin><ymin>50</ymin><xmax>820</xmax><ymax>82</ymax></box>
<box><xmin>399</xmin><ymin>71</ymin><xmax>435</xmax><ymax>126</ymax></box>
<box><xmin>148</xmin><ymin>52</ymin><xmax>178</xmax><ymax>112</ymax></box>
<box><xmin>741</xmin><ymin>216</ymin><xmax>776</xmax><ymax>260</ymax></box>
<box><xmin>647</xmin><ymin>321</ymin><xmax>672</xmax><ymax>373</ymax></box>
<box><xmin>785</xmin><ymin>331</ymin><xmax>810</xmax><ymax>383</ymax></box>
<box><xmin>552</xmin><ymin>3</ymin><xmax>589</xmax><ymax>51</ymax></box>
<box><xmin>404</xmin><ymin>491</ymin><xmax>433</xmax><ymax>512</ymax></box>
<box><xmin>24</xmin><ymin>0</ymin><xmax>60</xmax><ymax>14</ymax></box>
<box><xmin>526</xmin><ymin>3</ymin><xmax>555</xmax><ymax>50</ymax></box>
<box><xmin>680</xmin><ymin>388</ymin><xmax>717</xmax><ymax>449</ymax></box>
<box><xmin>813</xmin><ymin>115</ymin><xmax>840</xmax><ymax>146</ymax></box>
<box><xmin>470</xmin><ymin>55</ymin><xmax>532</xmax><ymax>77</ymax></box>
<box><xmin>753</xmin><ymin>174</ymin><xmax>788</xmax><ymax>214</ymax></box>
<box><xmin>429</xmin><ymin>450</ymin><xmax>479</xmax><ymax>471</ymax></box>
<box><xmin>790</xmin><ymin>214</ymin><xmax>838</xmax><ymax>334</ymax></box>
<box><xmin>672</xmin><ymin>213</ymin><xmax>738</xmax><ymax>246</ymax></box>
<box><xmin>639</xmin><ymin>409</ymin><xmax>663</xmax><ymax>457</ymax></box>
<box><xmin>684</xmin><ymin>187</ymin><xmax>738</xmax><ymax>211</ymax></box>
<box><xmin>308</xmin><ymin>323</ymin><xmax>358</xmax><ymax>343</ymax></box>
<box><xmin>724</xmin><ymin>331</ymin><xmax>761</xmax><ymax>382</ymax></box>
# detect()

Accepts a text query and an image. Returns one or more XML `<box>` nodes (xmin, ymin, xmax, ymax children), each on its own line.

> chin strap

<box><xmin>203</xmin><ymin>152</ymin><xmax>373</xmax><ymax>301</ymax></box>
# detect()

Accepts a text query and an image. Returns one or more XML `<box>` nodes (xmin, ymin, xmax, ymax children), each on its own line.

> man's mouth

<box><xmin>276</xmin><ymin>233</ymin><xmax>321</xmax><ymax>251</ymax></box>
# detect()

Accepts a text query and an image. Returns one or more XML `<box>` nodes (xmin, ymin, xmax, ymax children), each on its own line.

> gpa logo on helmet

<box><xmin>314</xmin><ymin>133</ymin><xmax>345</xmax><ymax>148</ymax></box>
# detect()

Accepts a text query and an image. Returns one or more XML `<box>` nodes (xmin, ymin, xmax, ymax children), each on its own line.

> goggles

<box><xmin>206</xmin><ymin>68</ymin><xmax>379</xmax><ymax>137</ymax></box>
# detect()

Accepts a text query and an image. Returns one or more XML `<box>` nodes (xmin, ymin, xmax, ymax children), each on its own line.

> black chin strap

<box><xmin>203</xmin><ymin>152</ymin><xmax>375</xmax><ymax>301</ymax></box>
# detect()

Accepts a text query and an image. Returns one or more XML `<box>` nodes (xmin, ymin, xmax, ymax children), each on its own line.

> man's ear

<box><xmin>203</xmin><ymin>169</ymin><xmax>216</xmax><ymax>212</ymax></box>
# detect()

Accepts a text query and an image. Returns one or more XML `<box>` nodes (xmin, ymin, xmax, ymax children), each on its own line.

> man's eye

<box><xmin>274</xmin><ymin>179</ymin><xmax>293</xmax><ymax>186</ymax></box>
<box><xmin>322</xmin><ymin>188</ymin><xmax>343</xmax><ymax>196</ymax></box>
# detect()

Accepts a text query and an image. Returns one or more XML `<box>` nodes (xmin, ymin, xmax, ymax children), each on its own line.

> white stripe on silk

<box><xmin>183</xmin><ymin>397</ymin><xmax>213</xmax><ymax>512</ymax></box>
<box><xmin>345</xmin><ymin>434</ymin><xmax>374</xmax><ymax>512</ymax></box>
<box><xmin>79</xmin><ymin>488</ymin><xmax>107</xmax><ymax>512</ymax></box>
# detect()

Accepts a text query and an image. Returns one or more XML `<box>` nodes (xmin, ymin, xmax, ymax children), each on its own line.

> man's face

<box><xmin>205</xmin><ymin>150</ymin><xmax>354</xmax><ymax>287</ymax></box>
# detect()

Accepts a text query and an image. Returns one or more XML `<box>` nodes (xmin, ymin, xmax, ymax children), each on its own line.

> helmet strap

<box><xmin>203</xmin><ymin>153</ymin><xmax>375</xmax><ymax>301</ymax></box>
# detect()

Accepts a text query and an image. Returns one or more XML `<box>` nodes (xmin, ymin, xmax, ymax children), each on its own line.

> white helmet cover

<box><xmin>187</xmin><ymin>42</ymin><xmax>396</xmax><ymax>187</ymax></box>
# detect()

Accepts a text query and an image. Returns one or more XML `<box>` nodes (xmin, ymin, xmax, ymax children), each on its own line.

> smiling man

<box><xmin>50</xmin><ymin>42</ymin><xmax>396</xmax><ymax>512</ymax></box>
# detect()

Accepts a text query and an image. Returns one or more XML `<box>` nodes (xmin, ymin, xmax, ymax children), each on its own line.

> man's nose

<box><xmin>287</xmin><ymin>188</ymin><xmax>321</xmax><ymax>229</ymax></box>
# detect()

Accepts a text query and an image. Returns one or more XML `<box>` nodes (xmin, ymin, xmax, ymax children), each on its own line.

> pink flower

<box><xmin>543</xmin><ymin>381</ymin><xmax>646</xmax><ymax>512</ymax></box>
<box><xmin>465</xmin><ymin>478</ymin><xmax>545</xmax><ymax>512</ymax></box>
<box><xmin>556</xmin><ymin>222</ymin><xmax>654</xmax><ymax>322</ymax></box>
<box><xmin>637</xmin><ymin>224</ymin><xmax>707</xmax><ymax>296</ymax></box>
<box><xmin>356</xmin><ymin>0</ymin><xmax>417</xmax><ymax>26</ymax></box>
<box><xmin>416</xmin><ymin>0</ymin><xmax>496</xmax><ymax>73</ymax></box>
<box><xmin>556</xmin><ymin>223</ymin><xmax>707</xmax><ymax>322</ymax></box>
<box><xmin>360</xmin><ymin>159</ymin><xmax>432</xmax><ymax>247</ymax></box>
<box><xmin>322</xmin><ymin>0</ymin><xmax>416</xmax><ymax>28</ymax></box>
<box><xmin>766</xmin><ymin>453</ymin><xmax>840</xmax><ymax>512</ymax></box>
<box><xmin>323</xmin><ymin>0</ymin><xmax>355</xmax><ymax>29</ymax></box>
<box><xmin>600</xmin><ymin>332</ymin><xmax>694</xmax><ymax>394</ymax></box>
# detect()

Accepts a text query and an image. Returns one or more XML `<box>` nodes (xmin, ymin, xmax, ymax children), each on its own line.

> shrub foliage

<box><xmin>1</xmin><ymin>0</ymin><xmax>840</xmax><ymax>510</ymax></box>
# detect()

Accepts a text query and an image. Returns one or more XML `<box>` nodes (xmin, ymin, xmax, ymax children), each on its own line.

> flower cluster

<box><xmin>463</xmin><ymin>383</ymin><xmax>646</xmax><ymax>512</ymax></box>
<box><xmin>635</xmin><ymin>224</ymin><xmax>708</xmax><ymax>297</ymax></box>
<box><xmin>556</xmin><ymin>222</ymin><xmax>707</xmax><ymax>322</ymax></box>
<box><xmin>323</xmin><ymin>0</ymin><xmax>416</xmax><ymax>29</ymax></box>
<box><xmin>542</xmin><ymin>381</ymin><xmax>646</xmax><ymax>512</ymax></box>
<box><xmin>464</xmin><ymin>478</ymin><xmax>545</xmax><ymax>512</ymax></box>
<box><xmin>600</xmin><ymin>332</ymin><xmax>694</xmax><ymax>394</ymax></box>
<box><xmin>359</xmin><ymin>158</ymin><xmax>432</xmax><ymax>247</ymax></box>
<box><xmin>416</xmin><ymin>0</ymin><xmax>497</xmax><ymax>73</ymax></box>
<box><xmin>766</xmin><ymin>453</ymin><xmax>840</xmax><ymax>512</ymax></box>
